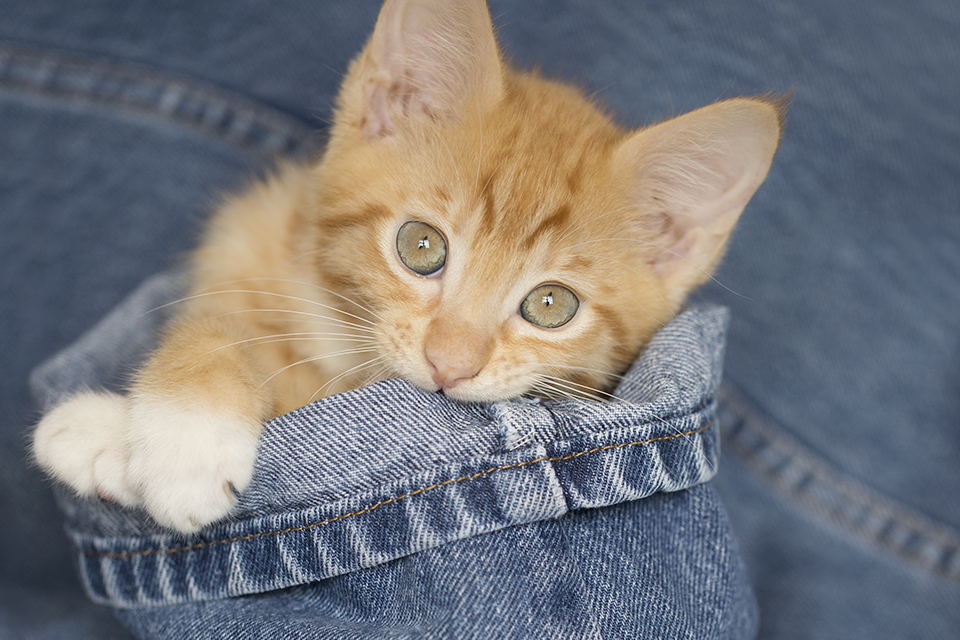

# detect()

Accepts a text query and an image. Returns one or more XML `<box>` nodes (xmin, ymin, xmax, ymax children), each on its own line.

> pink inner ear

<box><xmin>355</xmin><ymin>0</ymin><xmax>503</xmax><ymax>141</ymax></box>
<box><xmin>362</xmin><ymin>79</ymin><xmax>396</xmax><ymax>139</ymax></box>
<box><xmin>362</xmin><ymin>68</ymin><xmax>443</xmax><ymax>139</ymax></box>
<box><xmin>650</xmin><ymin>228</ymin><xmax>701</xmax><ymax>274</ymax></box>
<box><xmin>616</xmin><ymin>99</ymin><xmax>781</xmax><ymax>275</ymax></box>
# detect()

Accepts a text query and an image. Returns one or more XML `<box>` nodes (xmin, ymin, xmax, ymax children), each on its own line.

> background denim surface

<box><xmin>2</xmin><ymin>0</ymin><xmax>959</xmax><ymax>638</ymax></box>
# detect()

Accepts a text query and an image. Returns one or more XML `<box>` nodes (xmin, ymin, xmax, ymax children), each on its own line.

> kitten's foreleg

<box><xmin>123</xmin><ymin>316</ymin><xmax>272</xmax><ymax>532</ymax></box>
<box><xmin>34</xmin><ymin>316</ymin><xmax>273</xmax><ymax>533</ymax></box>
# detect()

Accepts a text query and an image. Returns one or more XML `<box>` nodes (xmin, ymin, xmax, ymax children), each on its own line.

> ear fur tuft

<box><xmin>337</xmin><ymin>0</ymin><xmax>503</xmax><ymax>140</ymax></box>
<box><xmin>615</xmin><ymin>97</ymin><xmax>783</xmax><ymax>289</ymax></box>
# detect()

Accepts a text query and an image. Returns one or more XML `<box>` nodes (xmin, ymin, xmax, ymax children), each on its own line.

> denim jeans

<box><xmin>3</xmin><ymin>0</ymin><xmax>959</xmax><ymax>638</ymax></box>
<box><xmin>29</xmin><ymin>272</ymin><xmax>753</xmax><ymax>638</ymax></box>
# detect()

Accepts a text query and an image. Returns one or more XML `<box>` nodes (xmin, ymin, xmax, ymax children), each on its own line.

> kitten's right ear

<box><xmin>337</xmin><ymin>0</ymin><xmax>504</xmax><ymax>140</ymax></box>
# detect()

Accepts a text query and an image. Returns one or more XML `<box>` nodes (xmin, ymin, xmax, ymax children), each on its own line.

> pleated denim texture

<box><xmin>30</xmin><ymin>272</ymin><xmax>756</xmax><ymax>638</ymax></box>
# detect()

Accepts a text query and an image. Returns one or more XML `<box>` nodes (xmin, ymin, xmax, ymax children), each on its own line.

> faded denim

<box><xmin>3</xmin><ymin>0</ymin><xmax>959</xmax><ymax>638</ymax></box>
<box><xmin>30</xmin><ymin>272</ymin><xmax>753</xmax><ymax>638</ymax></box>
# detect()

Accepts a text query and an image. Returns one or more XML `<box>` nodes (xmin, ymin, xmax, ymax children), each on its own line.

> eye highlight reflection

<box><xmin>521</xmin><ymin>284</ymin><xmax>579</xmax><ymax>328</ymax></box>
<box><xmin>397</xmin><ymin>221</ymin><xmax>446</xmax><ymax>276</ymax></box>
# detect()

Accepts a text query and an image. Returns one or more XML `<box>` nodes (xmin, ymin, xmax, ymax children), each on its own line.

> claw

<box><xmin>223</xmin><ymin>481</ymin><xmax>237</xmax><ymax>503</ymax></box>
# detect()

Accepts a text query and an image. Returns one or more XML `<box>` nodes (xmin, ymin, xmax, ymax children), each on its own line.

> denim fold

<box><xmin>31</xmin><ymin>272</ymin><xmax>738</xmax><ymax>620</ymax></box>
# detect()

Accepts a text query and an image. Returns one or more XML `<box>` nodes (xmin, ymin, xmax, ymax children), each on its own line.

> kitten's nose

<box><xmin>425</xmin><ymin>349</ymin><xmax>476</xmax><ymax>391</ymax></box>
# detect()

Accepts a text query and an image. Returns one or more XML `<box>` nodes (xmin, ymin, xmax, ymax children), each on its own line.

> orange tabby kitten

<box><xmin>33</xmin><ymin>0</ymin><xmax>782</xmax><ymax>533</ymax></box>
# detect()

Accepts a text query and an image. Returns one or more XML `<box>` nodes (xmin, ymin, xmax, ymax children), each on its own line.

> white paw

<box><xmin>32</xmin><ymin>391</ymin><xmax>139</xmax><ymax>506</ymax></box>
<box><xmin>34</xmin><ymin>391</ymin><xmax>263</xmax><ymax>534</ymax></box>
<box><xmin>125</xmin><ymin>397</ymin><xmax>262</xmax><ymax>533</ymax></box>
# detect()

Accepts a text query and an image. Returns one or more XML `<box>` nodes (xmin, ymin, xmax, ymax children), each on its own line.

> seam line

<box><xmin>85</xmin><ymin>421</ymin><xmax>714</xmax><ymax>560</ymax></box>
<box><xmin>0</xmin><ymin>43</ymin><xmax>319</xmax><ymax>156</ymax></box>
<box><xmin>718</xmin><ymin>383</ymin><xmax>960</xmax><ymax>584</ymax></box>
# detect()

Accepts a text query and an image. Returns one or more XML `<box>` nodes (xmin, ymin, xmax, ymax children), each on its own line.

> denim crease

<box><xmin>28</xmin><ymin>272</ymin><xmax>754</xmax><ymax>637</ymax></box>
<box><xmin>0</xmin><ymin>43</ymin><xmax>321</xmax><ymax>158</ymax></box>
<box><xmin>717</xmin><ymin>384</ymin><xmax>960</xmax><ymax>584</ymax></box>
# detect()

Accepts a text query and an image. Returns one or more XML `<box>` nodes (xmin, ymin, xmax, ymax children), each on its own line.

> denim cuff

<box><xmin>32</xmin><ymin>271</ymin><xmax>729</xmax><ymax>609</ymax></box>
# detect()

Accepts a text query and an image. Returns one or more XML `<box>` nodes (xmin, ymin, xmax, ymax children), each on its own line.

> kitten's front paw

<box><xmin>125</xmin><ymin>398</ymin><xmax>262</xmax><ymax>533</ymax></box>
<box><xmin>33</xmin><ymin>391</ymin><xmax>139</xmax><ymax>506</ymax></box>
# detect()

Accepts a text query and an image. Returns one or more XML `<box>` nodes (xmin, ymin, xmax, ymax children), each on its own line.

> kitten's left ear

<box><xmin>338</xmin><ymin>0</ymin><xmax>504</xmax><ymax>140</ymax></box>
<box><xmin>616</xmin><ymin>97</ymin><xmax>784</xmax><ymax>294</ymax></box>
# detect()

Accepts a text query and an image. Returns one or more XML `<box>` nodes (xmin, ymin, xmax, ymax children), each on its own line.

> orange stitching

<box><xmin>85</xmin><ymin>421</ymin><xmax>714</xmax><ymax>560</ymax></box>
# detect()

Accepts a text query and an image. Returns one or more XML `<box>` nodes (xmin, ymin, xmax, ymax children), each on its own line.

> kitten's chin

<box><xmin>430</xmin><ymin>380</ymin><xmax>524</xmax><ymax>404</ymax></box>
<box><xmin>387</xmin><ymin>369</ymin><xmax>502</xmax><ymax>403</ymax></box>
<box><xmin>439</xmin><ymin>389</ymin><xmax>513</xmax><ymax>404</ymax></box>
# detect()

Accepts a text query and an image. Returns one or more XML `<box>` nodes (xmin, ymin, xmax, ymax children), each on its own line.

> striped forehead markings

<box><xmin>520</xmin><ymin>204</ymin><xmax>572</xmax><ymax>251</ymax></box>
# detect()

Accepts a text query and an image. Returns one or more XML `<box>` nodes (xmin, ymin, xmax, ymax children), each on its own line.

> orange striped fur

<box><xmin>34</xmin><ymin>0</ymin><xmax>782</xmax><ymax>533</ymax></box>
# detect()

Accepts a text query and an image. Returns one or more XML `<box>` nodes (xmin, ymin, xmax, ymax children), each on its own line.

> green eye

<box><xmin>520</xmin><ymin>284</ymin><xmax>579</xmax><ymax>329</ymax></box>
<box><xmin>397</xmin><ymin>221</ymin><xmax>446</xmax><ymax>276</ymax></box>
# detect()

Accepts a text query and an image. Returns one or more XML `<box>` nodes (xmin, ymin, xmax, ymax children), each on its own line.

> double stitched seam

<box><xmin>85</xmin><ymin>421</ymin><xmax>715</xmax><ymax>560</ymax></box>
<box><xmin>719</xmin><ymin>383</ymin><xmax>960</xmax><ymax>584</ymax></box>
<box><xmin>0</xmin><ymin>44</ymin><xmax>319</xmax><ymax>156</ymax></box>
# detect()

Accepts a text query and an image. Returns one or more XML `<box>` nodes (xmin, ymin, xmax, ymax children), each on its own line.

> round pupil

<box><xmin>397</xmin><ymin>221</ymin><xmax>446</xmax><ymax>275</ymax></box>
<box><xmin>521</xmin><ymin>284</ymin><xmax>579</xmax><ymax>329</ymax></box>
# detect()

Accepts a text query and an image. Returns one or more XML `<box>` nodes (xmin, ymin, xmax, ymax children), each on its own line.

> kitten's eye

<box><xmin>396</xmin><ymin>221</ymin><xmax>447</xmax><ymax>276</ymax></box>
<box><xmin>521</xmin><ymin>284</ymin><xmax>579</xmax><ymax>329</ymax></box>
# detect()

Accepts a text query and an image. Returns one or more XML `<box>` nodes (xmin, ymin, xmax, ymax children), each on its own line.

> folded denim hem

<box><xmin>30</xmin><ymin>271</ymin><xmax>729</xmax><ymax>609</ymax></box>
<box><xmin>73</xmin><ymin>412</ymin><xmax>718</xmax><ymax>608</ymax></box>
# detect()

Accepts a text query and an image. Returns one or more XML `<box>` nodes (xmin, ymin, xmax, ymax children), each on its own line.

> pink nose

<box><xmin>425</xmin><ymin>349</ymin><xmax>476</xmax><ymax>391</ymax></box>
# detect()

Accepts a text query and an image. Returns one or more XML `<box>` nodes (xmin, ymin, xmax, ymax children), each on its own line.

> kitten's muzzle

<box><xmin>422</xmin><ymin>315</ymin><xmax>493</xmax><ymax>392</ymax></box>
<box><xmin>425</xmin><ymin>351</ymin><xmax>476</xmax><ymax>391</ymax></box>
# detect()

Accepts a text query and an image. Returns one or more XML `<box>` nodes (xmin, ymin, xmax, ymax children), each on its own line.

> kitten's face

<box><xmin>311</xmin><ymin>78</ymin><xmax>672</xmax><ymax>402</ymax></box>
<box><xmin>304</xmin><ymin>0</ymin><xmax>781</xmax><ymax>403</ymax></box>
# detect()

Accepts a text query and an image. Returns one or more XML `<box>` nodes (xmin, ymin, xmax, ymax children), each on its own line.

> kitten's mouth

<box><xmin>430</xmin><ymin>381</ymin><xmax>518</xmax><ymax>405</ymax></box>
<box><xmin>434</xmin><ymin>385</ymin><xmax>463</xmax><ymax>400</ymax></box>
<box><xmin>429</xmin><ymin>380</ymin><xmax>471</xmax><ymax>402</ymax></box>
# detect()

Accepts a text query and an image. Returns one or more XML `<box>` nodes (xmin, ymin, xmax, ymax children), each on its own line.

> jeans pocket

<box><xmin>32</xmin><ymin>272</ymin><xmax>755</xmax><ymax>638</ymax></box>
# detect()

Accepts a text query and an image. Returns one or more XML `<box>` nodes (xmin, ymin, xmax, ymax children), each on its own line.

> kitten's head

<box><xmin>308</xmin><ymin>0</ymin><xmax>782</xmax><ymax>402</ymax></box>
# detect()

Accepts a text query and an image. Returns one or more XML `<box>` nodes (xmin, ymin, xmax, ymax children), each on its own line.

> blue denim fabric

<box><xmin>3</xmin><ymin>0</ymin><xmax>960</xmax><ymax>638</ymax></box>
<box><xmin>29</xmin><ymin>273</ymin><xmax>753</xmax><ymax>638</ymax></box>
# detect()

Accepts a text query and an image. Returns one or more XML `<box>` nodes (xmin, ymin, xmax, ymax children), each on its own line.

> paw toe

<box><xmin>33</xmin><ymin>391</ymin><xmax>130</xmax><ymax>498</ymax></box>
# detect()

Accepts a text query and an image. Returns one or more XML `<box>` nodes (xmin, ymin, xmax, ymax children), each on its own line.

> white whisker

<box><xmin>529</xmin><ymin>362</ymin><xmax>626</xmax><ymax>382</ymax></box>
<box><xmin>535</xmin><ymin>373</ymin><xmax>709</xmax><ymax>464</ymax></box>
<box><xmin>309</xmin><ymin>356</ymin><xmax>387</xmax><ymax>402</ymax></box>
<box><xmin>532</xmin><ymin>374</ymin><xmax>611</xmax><ymax>403</ymax></box>
<box><xmin>256</xmin><ymin>347</ymin><xmax>379</xmax><ymax>391</ymax></box>
<box><xmin>232</xmin><ymin>333</ymin><xmax>375</xmax><ymax>349</ymax></box>
<box><xmin>431</xmin><ymin>127</ymin><xmax>467</xmax><ymax>204</ymax></box>
<box><xmin>473</xmin><ymin>97</ymin><xmax>484</xmax><ymax>198</ymax></box>
<box><xmin>565</xmin><ymin>236</ymin><xmax>751</xmax><ymax>301</ymax></box>
<box><xmin>208</xmin><ymin>308</ymin><xmax>378</xmax><ymax>334</ymax></box>
<box><xmin>477</xmin><ymin>149</ymin><xmax>513</xmax><ymax>200</ymax></box>
<box><xmin>211</xmin><ymin>277</ymin><xmax>395</xmax><ymax>327</ymax></box>
<box><xmin>554</xmin><ymin>203</ymin><xmax>639</xmax><ymax>245</ymax></box>
<box><xmin>146</xmin><ymin>289</ymin><xmax>378</xmax><ymax>328</ymax></box>
<box><xmin>360</xmin><ymin>362</ymin><xmax>393</xmax><ymax>388</ymax></box>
